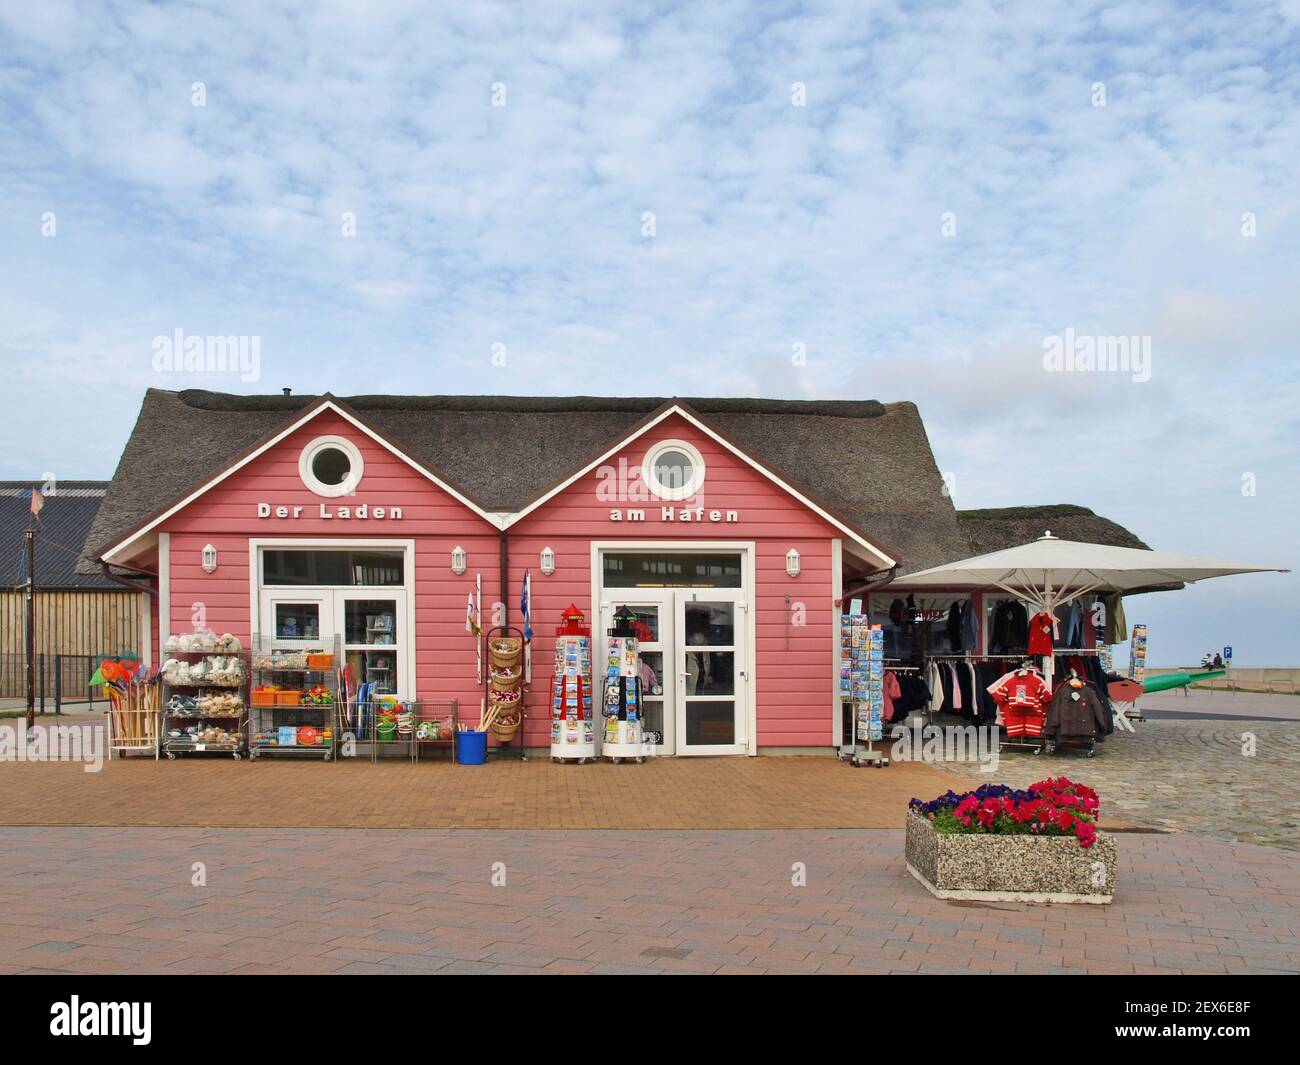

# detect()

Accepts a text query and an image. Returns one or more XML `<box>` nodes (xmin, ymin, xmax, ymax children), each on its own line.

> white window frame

<box><xmin>641</xmin><ymin>439</ymin><xmax>706</xmax><ymax>501</ymax></box>
<box><xmin>299</xmin><ymin>435</ymin><xmax>365</xmax><ymax>498</ymax></box>
<box><xmin>248</xmin><ymin>538</ymin><xmax>416</xmax><ymax>701</ymax></box>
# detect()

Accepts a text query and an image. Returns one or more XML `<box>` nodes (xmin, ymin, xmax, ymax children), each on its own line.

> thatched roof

<box><xmin>79</xmin><ymin>390</ymin><xmax>1145</xmax><ymax>578</ymax></box>
<box><xmin>958</xmin><ymin>505</ymin><xmax>1151</xmax><ymax>556</ymax></box>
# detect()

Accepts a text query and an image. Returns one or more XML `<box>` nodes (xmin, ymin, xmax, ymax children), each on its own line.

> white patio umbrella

<box><xmin>898</xmin><ymin>532</ymin><xmax>1289</xmax><ymax>684</ymax></box>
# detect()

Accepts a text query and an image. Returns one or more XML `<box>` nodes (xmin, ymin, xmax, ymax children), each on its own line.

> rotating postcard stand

<box><xmin>837</xmin><ymin>614</ymin><xmax>889</xmax><ymax>768</ymax></box>
<box><xmin>551</xmin><ymin>604</ymin><xmax>596</xmax><ymax>764</ymax></box>
<box><xmin>602</xmin><ymin>605</ymin><xmax>647</xmax><ymax>764</ymax></box>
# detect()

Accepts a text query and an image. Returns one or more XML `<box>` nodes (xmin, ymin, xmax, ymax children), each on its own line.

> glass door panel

<box><xmin>258</xmin><ymin>592</ymin><xmax>331</xmax><ymax>649</ymax></box>
<box><xmin>273</xmin><ymin>601</ymin><xmax>321</xmax><ymax>641</ymax></box>
<box><xmin>676</xmin><ymin>594</ymin><xmax>746</xmax><ymax>755</ymax></box>
<box><xmin>685</xmin><ymin>701</ymin><xmax>735</xmax><ymax>746</ymax></box>
<box><xmin>341</xmin><ymin>597</ymin><xmax>400</xmax><ymax>696</ymax></box>
<box><xmin>598</xmin><ymin>594</ymin><xmax>673</xmax><ymax>754</ymax></box>
<box><xmin>683</xmin><ymin>601</ymin><xmax>734</xmax><ymax>646</ymax></box>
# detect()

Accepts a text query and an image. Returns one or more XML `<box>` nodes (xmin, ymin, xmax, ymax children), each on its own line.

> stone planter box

<box><xmin>905</xmin><ymin>811</ymin><xmax>1116</xmax><ymax>903</ymax></box>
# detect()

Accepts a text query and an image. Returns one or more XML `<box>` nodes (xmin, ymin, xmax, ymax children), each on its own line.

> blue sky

<box><xmin>1</xmin><ymin>0</ymin><xmax>1297</xmax><ymax>664</ymax></box>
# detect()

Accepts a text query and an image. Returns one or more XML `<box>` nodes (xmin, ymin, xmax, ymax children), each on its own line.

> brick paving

<box><xmin>0</xmin><ymin>827</ymin><xmax>1295</xmax><ymax>975</ymax></box>
<box><xmin>0</xmin><ymin>715</ymin><xmax>1158</xmax><ymax>832</ymax></box>
<box><xmin>0</xmin><ymin>729</ymin><xmax>981</xmax><ymax>830</ymax></box>
<box><xmin>942</xmin><ymin>719</ymin><xmax>1300</xmax><ymax>851</ymax></box>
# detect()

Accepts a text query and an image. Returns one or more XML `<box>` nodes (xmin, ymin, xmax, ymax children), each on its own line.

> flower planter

<box><xmin>905</xmin><ymin>810</ymin><xmax>1116</xmax><ymax>904</ymax></box>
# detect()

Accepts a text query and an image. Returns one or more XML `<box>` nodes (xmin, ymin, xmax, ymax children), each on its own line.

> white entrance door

<box><xmin>596</xmin><ymin>589</ymin><xmax>749</xmax><ymax>756</ymax></box>
<box><xmin>596</xmin><ymin>594</ymin><xmax>675</xmax><ymax>755</ymax></box>
<box><xmin>675</xmin><ymin>590</ymin><xmax>748</xmax><ymax>756</ymax></box>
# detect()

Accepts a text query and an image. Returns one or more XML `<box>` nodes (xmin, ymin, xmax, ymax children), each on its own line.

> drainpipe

<box><xmin>499</xmin><ymin>529</ymin><xmax>510</xmax><ymax>627</ymax></box>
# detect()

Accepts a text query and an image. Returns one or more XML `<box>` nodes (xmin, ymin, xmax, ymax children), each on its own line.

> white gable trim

<box><xmin>503</xmin><ymin>404</ymin><xmax>896</xmax><ymax>569</ymax></box>
<box><xmin>100</xmin><ymin>400</ymin><xmax>504</xmax><ymax>565</ymax></box>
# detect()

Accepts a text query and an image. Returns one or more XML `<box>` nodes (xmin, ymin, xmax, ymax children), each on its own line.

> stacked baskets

<box><xmin>487</xmin><ymin>636</ymin><xmax>524</xmax><ymax>741</ymax></box>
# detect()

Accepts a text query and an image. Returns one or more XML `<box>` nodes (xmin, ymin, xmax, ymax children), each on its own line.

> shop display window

<box><xmin>603</xmin><ymin>551</ymin><xmax>742</xmax><ymax>588</ymax></box>
<box><xmin>263</xmin><ymin>549</ymin><xmax>404</xmax><ymax>587</ymax></box>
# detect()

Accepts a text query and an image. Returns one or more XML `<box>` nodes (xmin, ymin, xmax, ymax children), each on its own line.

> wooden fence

<box><xmin>0</xmin><ymin>589</ymin><xmax>147</xmax><ymax>698</ymax></box>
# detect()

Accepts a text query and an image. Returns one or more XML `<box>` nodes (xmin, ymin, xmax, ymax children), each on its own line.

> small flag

<box><xmin>29</xmin><ymin>487</ymin><xmax>44</xmax><ymax>519</ymax></box>
<box><xmin>520</xmin><ymin>569</ymin><xmax>533</xmax><ymax>683</ymax></box>
<box><xmin>520</xmin><ymin>569</ymin><xmax>533</xmax><ymax>642</ymax></box>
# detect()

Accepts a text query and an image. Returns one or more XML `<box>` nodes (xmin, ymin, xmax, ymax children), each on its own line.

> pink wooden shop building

<box><xmin>81</xmin><ymin>390</ymin><xmax>1142</xmax><ymax>755</ymax></box>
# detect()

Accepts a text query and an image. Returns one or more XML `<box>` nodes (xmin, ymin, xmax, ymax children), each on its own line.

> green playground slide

<box><xmin>1142</xmin><ymin>669</ymin><xmax>1227</xmax><ymax>693</ymax></box>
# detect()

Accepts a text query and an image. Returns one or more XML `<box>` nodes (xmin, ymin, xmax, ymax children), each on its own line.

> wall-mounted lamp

<box><xmin>451</xmin><ymin>545</ymin><xmax>467</xmax><ymax>575</ymax></box>
<box><xmin>785</xmin><ymin>548</ymin><xmax>801</xmax><ymax>578</ymax></box>
<box><xmin>540</xmin><ymin>546</ymin><xmax>556</xmax><ymax>576</ymax></box>
<box><xmin>201</xmin><ymin>544</ymin><xmax>218</xmax><ymax>573</ymax></box>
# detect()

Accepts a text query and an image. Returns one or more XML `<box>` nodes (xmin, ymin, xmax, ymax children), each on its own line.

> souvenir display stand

<box><xmin>483</xmin><ymin>626</ymin><xmax>528</xmax><ymax>761</ymax></box>
<box><xmin>248</xmin><ymin>635</ymin><xmax>339</xmax><ymax>760</ymax></box>
<box><xmin>103</xmin><ymin>661</ymin><xmax>161</xmax><ymax>759</ymax></box>
<box><xmin>838</xmin><ymin>614</ymin><xmax>889</xmax><ymax>767</ymax></box>
<box><xmin>550</xmin><ymin>604</ymin><xmax>595</xmax><ymax>764</ymax></box>
<box><xmin>160</xmin><ymin>631</ymin><xmax>248</xmax><ymax>759</ymax></box>
<box><xmin>602</xmin><ymin>605</ymin><xmax>647</xmax><ymax>764</ymax></box>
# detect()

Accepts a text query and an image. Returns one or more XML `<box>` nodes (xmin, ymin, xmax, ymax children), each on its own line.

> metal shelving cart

<box><xmin>160</xmin><ymin>645</ymin><xmax>249</xmax><ymax>760</ymax></box>
<box><xmin>248</xmin><ymin>635</ymin><xmax>340</xmax><ymax>761</ymax></box>
<box><xmin>410</xmin><ymin>700</ymin><xmax>459</xmax><ymax>762</ymax></box>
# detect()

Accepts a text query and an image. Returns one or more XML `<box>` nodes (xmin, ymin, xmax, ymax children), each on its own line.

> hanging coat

<box><xmin>1043</xmin><ymin>683</ymin><xmax>1109</xmax><ymax>742</ymax></box>
<box><xmin>1103</xmin><ymin>594</ymin><xmax>1127</xmax><ymax>644</ymax></box>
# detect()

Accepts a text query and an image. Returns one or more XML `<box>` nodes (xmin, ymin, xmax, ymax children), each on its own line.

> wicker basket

<box><xmin>490</xmin><ymin>669</ymin><xmax>522</xmax><ymax>692</ymax></box>
<box><xmin>490</xmin><ymin>712</ymin><xmax>521</xmax><ymax>741</ymax></box>
<box><xmin>489</xmin><ymin>638</ymin><xmax>522</xmax><ymax>667</ymax></box>
<box><xmin>488</xmin><ymin>687</ymin><xmax>522</xmax><ymax>709</ymax></box>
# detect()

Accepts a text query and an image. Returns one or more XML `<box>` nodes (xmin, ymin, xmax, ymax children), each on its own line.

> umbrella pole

<box><xmin>1041</xmin><ymin>585</ymin><xmax>1059</xmax><ymax>689</ymax></box>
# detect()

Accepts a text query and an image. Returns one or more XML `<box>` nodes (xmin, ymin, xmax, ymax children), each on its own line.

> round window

<box><xmin>299</xmin><ymin>436</ymin><xmax>364</xmax><ymax>497</ymax></box>
<box><xmin>642</xmin><ymin>440</ymin><xmax>706</xmax><ymax>500</ymax></box>
<box><xmin>311</xmin><ymin>447</ymin><xmax>351</xmax><ymax>486</ymax></box>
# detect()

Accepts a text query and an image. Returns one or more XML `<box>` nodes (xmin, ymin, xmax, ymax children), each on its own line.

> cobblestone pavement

<box><xmin>942</xmin><ymin>719</ymin><xmax>1300</xmax><ymax>851</ymax></box>
<box><xmin>0</xmin><ymin>827</ymin><xmax>1294</xmax><ymax>975</ymax></box>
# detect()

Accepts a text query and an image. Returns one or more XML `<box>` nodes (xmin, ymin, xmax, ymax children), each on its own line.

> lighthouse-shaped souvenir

<box><xmin>549</xmin><ymin>604</ymin><xmax>595</xmax><ymax>764</ymax></box>
<box><xmin>602</xmin><ymin>605</ymin><xmax>647</xmax><ymax>764</ymax></box>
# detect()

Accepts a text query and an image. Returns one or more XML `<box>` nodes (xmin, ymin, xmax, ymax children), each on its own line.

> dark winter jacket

<box><xmin>1043</xmin><ymin>683</ymin><xmax>1109</xmax><ymax>742</ymax></box>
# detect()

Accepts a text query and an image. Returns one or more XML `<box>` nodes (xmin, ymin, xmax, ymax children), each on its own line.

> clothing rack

<box><xmin>925</xmin><ymin>654</ymin><xmax>1046</xmax><ymax>750</ymax></box>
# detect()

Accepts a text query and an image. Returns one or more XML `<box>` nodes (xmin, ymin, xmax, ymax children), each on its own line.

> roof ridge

<box><xmin>166</xmin><ymin>389</ymin><xmax>892</xmax><ymax>419</ymax></box>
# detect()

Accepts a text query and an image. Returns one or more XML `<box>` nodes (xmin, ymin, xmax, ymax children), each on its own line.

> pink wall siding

<box><xmin>510</xmin><ymin>414</ymin><xmax>840</xmax><ymax>748</ymax></box>
<box><xmin>155</xmin><ymin>409</ymin><xmax>847</xmax><ymax>749</ymax></box>
<box><xmin>160</xmin><ymin>410</ymin><xmax>501</xmax><ymax>723</ymax></box>
<box><xmin>754</xmin><ymin>538</ymin><xmax>833</xmax><ymax>747</ymax></box>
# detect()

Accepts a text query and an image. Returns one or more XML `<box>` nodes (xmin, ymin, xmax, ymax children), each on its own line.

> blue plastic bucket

<box><xmin>457</xmin><ymin>729</ymin><xmax>488</xmax><ymax>765</ymax></box>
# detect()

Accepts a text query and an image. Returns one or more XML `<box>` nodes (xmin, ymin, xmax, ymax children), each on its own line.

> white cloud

<box><xmin>0</xmin><ymin>0</ymin><xmax>1296</xmax><ymax>660</ymax></box>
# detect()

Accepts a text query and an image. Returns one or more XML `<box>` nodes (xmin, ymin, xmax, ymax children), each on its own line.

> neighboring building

<box><xmin>1</xmin><ymin>481</ymin><xmax>150</xmax><ymax>700</ymax></box>
<box><xmin>79</xmin><ymin>389</ymin><xmax>1149</xmax><ymax>754</ymax></box>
